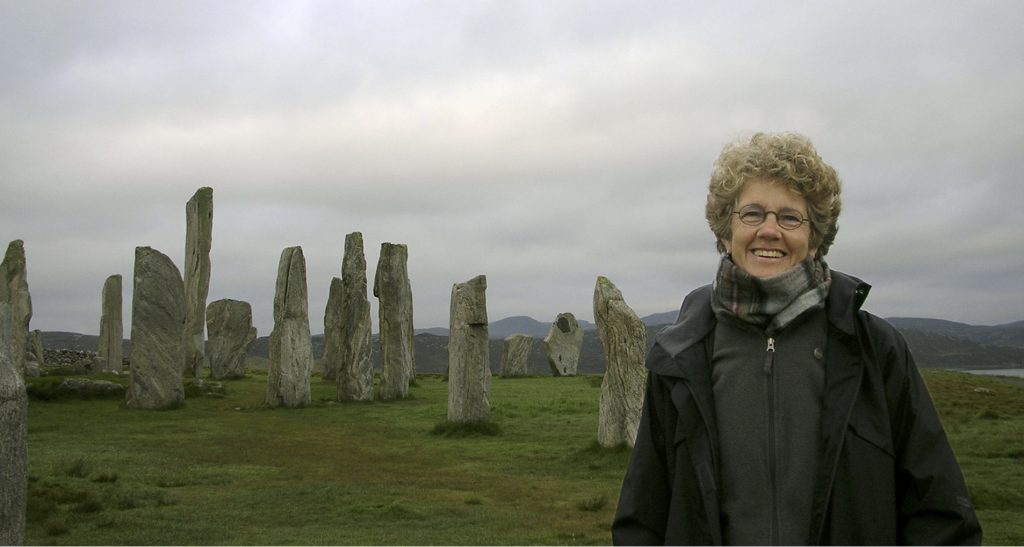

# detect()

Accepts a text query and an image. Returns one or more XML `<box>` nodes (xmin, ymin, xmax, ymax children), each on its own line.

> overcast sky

<box><xmin>2</xmin><ymin>0</ymin><xmax>1022</xmax><ymax>337</ymax></box>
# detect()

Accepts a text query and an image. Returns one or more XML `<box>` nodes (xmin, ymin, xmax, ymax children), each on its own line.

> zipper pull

<box><xmin>764</xmin><ymin>337</ymin><xmax>776</xmax><ymax>375</ymax></box>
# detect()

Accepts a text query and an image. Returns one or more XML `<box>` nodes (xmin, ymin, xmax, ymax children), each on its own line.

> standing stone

<box><xmin>266</xmin><ymin>247</ymin><xmax>313</xmax><ymax>408</ymax></box>
<box><xmin>28</xmin><ymin>330</ymin><xmax>44</xmax><ymax>367</ymax></box>
<box><xmin>206</xmin><ymin>299</ymin><xmax>256</xmax><ymax>380</ymax></box>
<box><xmin>183</xmin><ymin>187</ymin><xmax>213</xmax><ymax>378</ymax></box>
<box><xmin>0</xmin><ymin>304</ymin><xmax>27</xmax><ymax>545</ymax></box>
<box><xmin>448</xmin><ymin>275</ymin><xmax>490</xmax><ymax>423</ymax></box>
<box><xmin>499</xmin><ymin>334</ymin><xmax>533</xmax><ymax>378</ymax></box>
<box><xmin>323</xmin><ymin>278</ymin><xmax>344</xmax><ymax>382</ymax></box>
<box><xmin>331</xmin><ymin>233</ymin><xmax>373</xmax><ymax>402</ymax></box>
<box><xmin>0</xmin><ymin>240</ymin><xmax>32</xmax><ymax>377</ymax></box>
<box><xmin>126</xmin><ymin>247</ymin><xmax>185</xmax><ymax>410</ymax></box>
<box><xmin>543</xmin><ymin>312</ymin><xmax>582</xmax><ymax>377</ymax></box>
<box><xmin>374</xmin><ymin>242</ymin><xmax>415</xmax><ymax>400</ymax></box>
<box><xmin>97</xmin><ymin>274</ymin><xmax>123</xmax><ymax>373</ymax></box>
<box><xmin>593</xmin><ymin>276</ymin><xmax>647</xmax><ymax>448</ymax></box>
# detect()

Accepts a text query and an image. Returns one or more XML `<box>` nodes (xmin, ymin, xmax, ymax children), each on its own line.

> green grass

<box><xmin>23</xmin><ymin>369</ymin><xmax>1024</xmax><ymax>545</ymax></box>
<box><xmin>922</xmin><ymin>370</ymin><xmax>1024</xmax><ymax>545</ymax></box>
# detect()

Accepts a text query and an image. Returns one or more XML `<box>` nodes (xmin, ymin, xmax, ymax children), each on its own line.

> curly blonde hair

<box><xmin>706</xmin><ymin>132</ymin><xmax>842</xmax><ymax>256</ymax></box>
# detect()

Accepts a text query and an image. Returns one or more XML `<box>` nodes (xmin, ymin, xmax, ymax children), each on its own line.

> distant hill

<box><xmin>37</xmin><ymin>313</ymin><xmax>1024</xmax><ymax>373</ymax></box>
<box><xmin>886</xmin><ymin>317</ymin><xmax>1024</xmax><ymax>348</ymax></box>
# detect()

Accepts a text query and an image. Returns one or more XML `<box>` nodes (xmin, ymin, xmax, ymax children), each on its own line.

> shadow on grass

<box><xmin>430</xmin><ymin>420</ymin><xmax>502</xmax><ymax>437</ymax></box>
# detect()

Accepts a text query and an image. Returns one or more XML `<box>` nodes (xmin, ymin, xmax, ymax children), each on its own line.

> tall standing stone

<box><xmin>183</xmin><ymin>187</ymin><xmax>213</xmax><ymax>378</ymax></box>
<box><xmin>543</xmin><ymin>312</ymin><xmax>582</xmax><ymax>377</ymax></box>
<box><xmin>28</xmin><ymin>330</ymin><xmax>44</xmax><ymax>367</ymax></box>
<box><xmin>206</xmin><ymin>299</ymin><xmax>256</xmax><ymax>380</ymax></box>
<box><xmin>97</xmin><ymin>274</ymin><xmax>123</xmax><ymax>373</ymax></box>
<box><xmin>323</xmin><ymin>278</ymin><xmax>344</xmax><ymax>382</ymax></box>
<box><xmin>0</xmin><ymin>304</ymin><xmax>27</xmax><ymax>545</ymax></box>
<box><xmin>126</xmin><ymin>247</ymin><xmax>185</xmax><ymax>410</ymax></box>
<box><xmin>499</xmin><ymin>334</ymin><xmax>533</xmax><ymax>378</ymax></box>
<box><xmin>447</xmin><ymin>275</ymin><xmax>490</xmax><ymax>423</ymax></box>
<box><xmin>0</xmin><ymin>240</ymin><xmax>32</xmax><ymax>377</ymax></box>
<box><xmin>374</xmin><ymin>242</ymin><xmax>415</xmax><ymax>400</ymax></box>
<box><xmin>266</xmin><ymin>246</ymin><xmax>313</xmax><ymax>408</ymax></box>
<box><xmin>330</xmin><ymin>233</ymin><xmax>373</xmax><ymax>402</ymax></box>
<box><xmin>593</xmin><ymin>276</ymin><xmax>647</xmax><ymax>448</ymax></box>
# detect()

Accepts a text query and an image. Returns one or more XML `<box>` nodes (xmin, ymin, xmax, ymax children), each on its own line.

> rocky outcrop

<box><xmin>543</xmin><ymin>312</ymin><xmax>582</xmax><ymax>377</ymax></box>
<box><xmin>499</xmin><ymin>334</ymin><xmax>533</xmax><ymax>377</ymax></box>
<box><xmin>447</xmin><ymin>275</ymin><xmax>490</xmax><ymax>423</ymax></box>
<box><xmin>0</xmin><ymin>240</ymin><xmax>32</xmax><ymax>377</ymax></box>
<box><xmin>593</xmin><ymin>276</ymin><xmax>647</xmax><ymax>448</ymax></box>
<box><xmin>126</xmin><ymin>247</ymin><xmax>185</xmax><ymax>410</ymax></box>
<box><xmin>333</xmin><ymin>233</ymin><xmax>373</xmax><ymax>402</ymax></box>
<box><xmin>183</xmin><ymin>187</ymin><xmax>213</xmax><ymax>378</ymax></box>
<box><xmin>374</xmin><ymin>242</ymin><xmax>415</xmax><ymax>400</ymax></box>
<box><xmin>97</xmin><ymin>274</ymin><xmax>123</xmax><ymax>373</ymax></box>
<box><xmin>266</xmin><ymin>247</ymin><xmax>313</xmax><ymax>408</ymax></box>
<box><xmin>206</xmin><ymin>299</ymin><xmax>256</xmax><ymax>380</ymax></box>
<box><xmin>0</xmin><ymin>304</ymin><xmax>27</xmax><ymax>545</ymax></box>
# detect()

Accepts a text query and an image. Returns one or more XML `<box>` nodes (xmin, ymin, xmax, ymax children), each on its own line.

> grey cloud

<box><xmin>2</xmin><ymin>1</ymin><xmax>1022</xmax><ymax>335</ymax></box>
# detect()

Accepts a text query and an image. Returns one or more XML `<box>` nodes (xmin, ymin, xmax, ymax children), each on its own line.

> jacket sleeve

<box><xmin>612</xmin><ymin>373</ymin><xmax>672</xmax><ymax>545</ymax></box>
<box><xmin>869</xmin><ymin>315</ymin><xmax>983</xmax><ymax>545</ymax></box>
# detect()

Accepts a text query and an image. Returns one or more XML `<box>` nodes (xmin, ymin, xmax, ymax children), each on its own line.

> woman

<box><xmin>612</xmin><ymin>133</ymin><xmax>981</xmax><ymax>545</ymax></box>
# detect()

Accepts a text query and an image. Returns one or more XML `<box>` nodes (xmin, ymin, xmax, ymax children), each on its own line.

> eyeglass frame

<box><xmin>732</xmin><ymin>203</ymin><xmax>810</xmax><ymax>231</ymax></box>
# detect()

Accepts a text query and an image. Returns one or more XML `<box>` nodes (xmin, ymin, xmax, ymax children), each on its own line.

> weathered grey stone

<box><xmin>57</xmin><ymin>378</ymin><xmax>125</xmax><ymax>397</ymax></box>
<box><xmin>28</xmin><ymin>329</ymin><xmax>44</xmax><ymax>367</ymax></box>
<box><xmin>183</xmin><ymin>187</ymin><xmax>213</xmax><ymax>378</ymax></box>
<box><xmin>97</xmin><ymin>274</ymin><xmax>123</xmax><ymax>373</ymax></box>
<box><xmin>206</xmin><ymin>299</ymin><xmax>256</xmax><ymax>380</ymax></box>
<box><xmin>330</xmin><ymin>233</ymin><xmax>373</xmax><ymax>402</ymax></box>
<box><xmin>323</xmin><ymin>278</ymin><xmax>343</xmax><ymax>382</ymax></box>
<box><xmin>373</xmin><ymin>242</ymin><xmax>415</xmax><ymax>400</ymax></box>
<box><xmin>447</xmin><ymin>275</ymin><xmax>490</xmax><ymax>423</ymax></box>
<box><xmin>266</xmin><ymin>247</ymin><xmax>313</xmax><ymax>408</ymax></box>
<box><xmin>593</xmin><ymin>276</ymin><xmax>647</xmax><ymax>448</ymax></box>
<box><xmin>126</xmin><ymin>247</ymin><xmax>185</xmax><ymax>410</ymax></box>
<box><xmin>543</xmin><ymin>312</ymin><xmax>582</xmax><ymax>377</ymax></box>
<box><xmin>0</xmin><ymin>240</ymin><xmax>32</xmax><ymax>377</ymax></box>
<box><xmin>500</xmin><ymin>334</ymin><xmax>533</xmax><ymax>378</ymax></box>
<box><xmin>0</xmin><ymin>304</ymin><xmax>27</xmax><ymax>545</ymax></box>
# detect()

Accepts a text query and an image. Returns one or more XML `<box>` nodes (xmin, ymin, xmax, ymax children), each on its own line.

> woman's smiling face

<box><xmin>723</xmin><ymin>178</ymin><xmax>816</xmax><ymax>278</ymax></box>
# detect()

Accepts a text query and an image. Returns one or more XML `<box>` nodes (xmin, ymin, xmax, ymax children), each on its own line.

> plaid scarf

<box><xmin>711</xmin><ymin>254</ymin><xmax>832</xmax><ymax>334</ymax></box>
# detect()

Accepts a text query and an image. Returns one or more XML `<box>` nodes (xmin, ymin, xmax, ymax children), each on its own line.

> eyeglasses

<box><xmin>733</xmin><ymin>204</ymin><xmax>809</xmax><ymax>230</ymax></box>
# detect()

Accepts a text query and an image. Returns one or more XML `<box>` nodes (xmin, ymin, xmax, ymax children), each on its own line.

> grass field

<box><xmin>21</xmin><ymin>368</ymin><xmax>1024</xmax><ymax>545</ymax></box>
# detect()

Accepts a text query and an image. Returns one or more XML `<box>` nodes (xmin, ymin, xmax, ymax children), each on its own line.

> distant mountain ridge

<box><xmin>39</xmin><ymin>313</ymin><xmax>1024</xmax><ymax>373</ymax></box>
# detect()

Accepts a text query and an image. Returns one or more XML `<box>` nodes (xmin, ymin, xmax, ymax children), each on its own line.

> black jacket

<box><xmin>612</xmin><ymin>271</ymin><xmax>982</xmax><ymax>545</ymax></box>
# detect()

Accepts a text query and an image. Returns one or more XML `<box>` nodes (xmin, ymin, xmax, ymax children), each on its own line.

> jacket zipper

<box><xmin>764</xmin><ymin>336</ymin><xmax>779</xmax><ymax>545</ymax></box>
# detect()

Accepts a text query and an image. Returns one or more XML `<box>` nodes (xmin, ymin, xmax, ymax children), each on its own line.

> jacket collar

<box><xmin>650</xmin><ymin>269</ymin><xmax>871</xmax><ymax>378</ymax></box>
